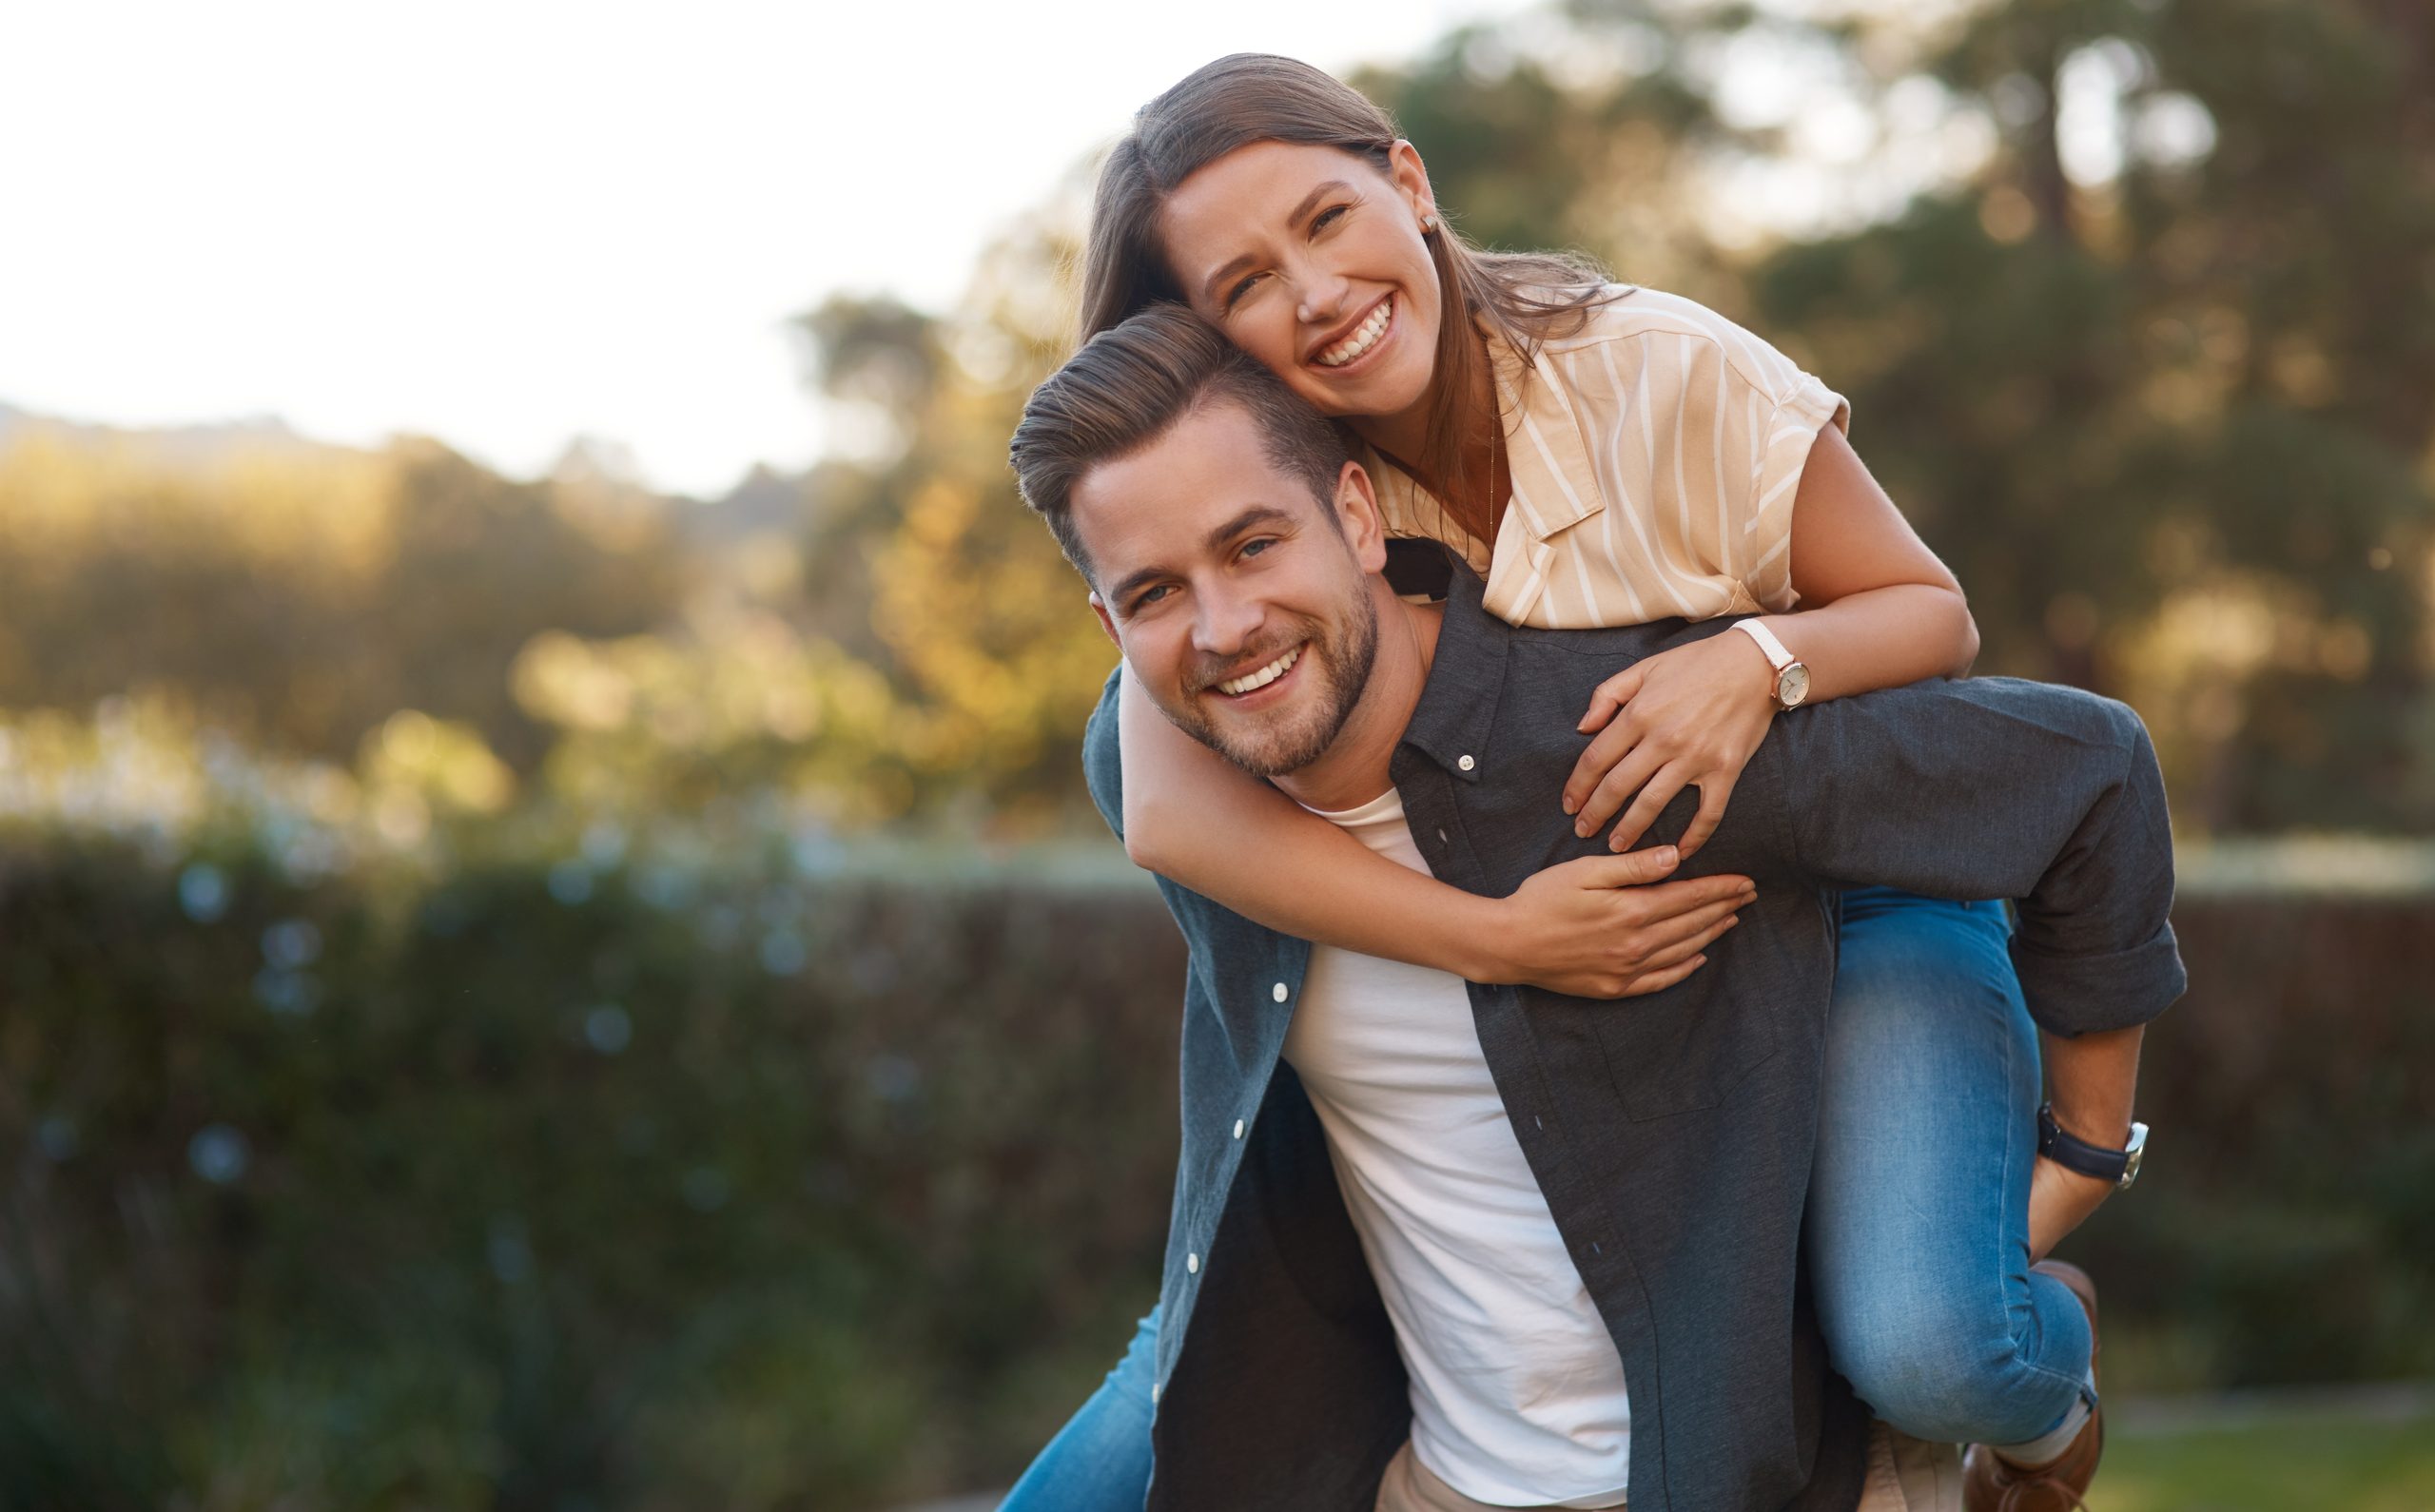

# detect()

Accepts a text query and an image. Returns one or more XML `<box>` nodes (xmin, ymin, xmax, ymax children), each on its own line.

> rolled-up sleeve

<box><xmin>1767</xmin><ymin>674</ymin><xmax>2187</xmax><ymax>1037</ymax></box>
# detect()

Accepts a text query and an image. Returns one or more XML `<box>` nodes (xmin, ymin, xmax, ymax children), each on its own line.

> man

<box><xmin>1005</xmin><ymin>305</ymin><xmax>2182</xmax><ymax>1512</ymax></box>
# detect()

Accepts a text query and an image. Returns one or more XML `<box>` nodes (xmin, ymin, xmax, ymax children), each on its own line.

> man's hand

<box><xmin>2027</xmin><ymin>1156</ymin><xmax>2115</xmax><ymax>1261</ymax></box>
<box><xmin>1564</xmin><ymin>632</ymin><xmax>1780</xmax><ymax>859</ymax></box>
<box><xmin>1484</xmin><ymin>845</ymin><xmax>1754</xmax><ymax>998</ymax></box>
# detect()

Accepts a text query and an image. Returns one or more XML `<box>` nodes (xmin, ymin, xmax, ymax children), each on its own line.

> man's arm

<box><xmin>1766</xmin><ymin>674</ymin><xmax>2186</xmax><ymax>1037</ymax></box>
<box><xmin>1081</xmin><ymin>665</ymin><xmax>1129</xmax><ymax>842</ymax></box>
<box><xmin>2031</xmin><ymin>1024</ymin><xmax>2143</xmax><ymax>1257</ymax></box>
<box><xmin>1763</xmin><ymin>673</ymin><xmax>2181</xmax><ymax>1246</ymax></box>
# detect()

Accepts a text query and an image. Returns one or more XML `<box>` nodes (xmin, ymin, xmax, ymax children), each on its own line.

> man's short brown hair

<box><xmin>1008</xmin><ymin>302</ymin><xmax>1352</xmax><ymax>586</ymax></box>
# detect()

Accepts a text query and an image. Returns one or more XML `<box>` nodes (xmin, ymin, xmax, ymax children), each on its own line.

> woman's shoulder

<box><xmin>1537</xmin><ymin>283</ymin><xmax>1817</xmax><ymax>402</ymax></box>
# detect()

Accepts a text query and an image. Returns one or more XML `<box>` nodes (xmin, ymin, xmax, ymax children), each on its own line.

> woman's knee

<box><xmin>1822</xmin><ymin>1289</ymin><xmax>2074</xmax><ymax>1444</ymax></box>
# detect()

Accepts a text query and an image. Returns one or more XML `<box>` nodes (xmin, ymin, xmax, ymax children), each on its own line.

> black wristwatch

<box><xmin>2037</xmin><ymin>1103</ymin><xmax>2148</xmax><ymax>1191</ymax></box>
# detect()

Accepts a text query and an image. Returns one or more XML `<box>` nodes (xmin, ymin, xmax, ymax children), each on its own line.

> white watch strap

<box><xmin>1731</xmin><ymin>618</ymin><xmax>1795</xmax><ymax>673</ymax></box>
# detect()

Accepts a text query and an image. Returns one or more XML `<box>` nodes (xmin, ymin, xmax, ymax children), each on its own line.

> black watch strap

<box><xmin>2037</xmin><ymin>1102</ymin><xmax>2148</xmax><ymax>1190</ymax></box>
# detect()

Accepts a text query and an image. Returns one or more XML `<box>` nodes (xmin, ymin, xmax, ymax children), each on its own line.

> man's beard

<box><xmin>1169</xmin><ymin>587</ymin><xmax>1379</xmax><ymax>779</ymax></box>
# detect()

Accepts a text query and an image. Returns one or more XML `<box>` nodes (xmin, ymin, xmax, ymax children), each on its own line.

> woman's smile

<box><xmin>1310</xmin><ymin>293</ymin><xmax>1396</xmax><ymax>372</ymax></box>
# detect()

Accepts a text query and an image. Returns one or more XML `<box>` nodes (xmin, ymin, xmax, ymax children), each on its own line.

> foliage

<box><xmin>0</xmin><ymin>429</ymin><xmax>685</xmax><ymax>774</ymax></box>
<box><xmin>0</xmin><ymin>812</ymin><xmax>1177</xmax><ymax>1510</ymax></box>
<box><xmin>4</xmin><ymin>0</ymin><xmax>2427</xmax><ymax>836</ymax></box>
<box><xmin>1</xmin><ymin>805</ymin><xmax>2429</xmax><ymax>1506</ymax></box>
<box><xmin>1345</xmin><ymin>0</ymin><xmax>2435</xmax><ymax>832</ymax></box>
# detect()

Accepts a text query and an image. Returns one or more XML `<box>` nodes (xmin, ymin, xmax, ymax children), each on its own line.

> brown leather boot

<box><xmin>1961</xmin><ymin>1260</ymin><xmax>2102</xmax><ymax>1512</ymax></box>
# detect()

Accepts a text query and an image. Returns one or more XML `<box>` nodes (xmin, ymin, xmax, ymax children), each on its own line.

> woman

<box><xmin>1006</xmin><ymin>53</ymin><xmax>2130</xmax><ymax>1509</ymax></box>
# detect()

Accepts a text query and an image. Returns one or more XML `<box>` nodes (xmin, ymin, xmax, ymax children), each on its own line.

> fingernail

<box><xmin>1726</xmin><ymin>915</ymin><xmax>1741</xmax><ymax>928</ymax></box>
<box><xmin>1657</xmin><ymin>845</ymin><xmax>1678</xmax><ymax>863</ymax></box>
<box><xmin>1562</xmin><ymin>798</ymin><xmax>1578</xmax><ymax>816</ymax></box>
<box><xmin>1576</xmin><ymin>822</ymin><xmax>1591</xmax><ymax>838</ymax></box>
<box><xmin>1692</xmin><ymin>956</ymin><xmax>1707</xmax><ymax>968</ymax></box>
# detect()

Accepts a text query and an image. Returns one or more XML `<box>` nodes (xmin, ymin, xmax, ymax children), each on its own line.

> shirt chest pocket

<box><xmin>1588</xmin><ymin>973</ymin><xmax>1782</xmax><ymax>1121</ymax></box>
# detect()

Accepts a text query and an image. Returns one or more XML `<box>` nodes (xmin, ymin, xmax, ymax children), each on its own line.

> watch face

<box><xmin>1778</xmin><ymin>663</ymin><xmax>1811</xmax><ymax>708</ymax></box>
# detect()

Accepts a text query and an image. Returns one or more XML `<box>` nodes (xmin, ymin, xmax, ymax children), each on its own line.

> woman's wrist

<box><xmin>1444</xmin><ymin>889</ymin><xmax>1520</xmax><ymax>984</ymax></box>
<box><xmin>1734</xmin><ymin>617</ymin><xmax>1791</xmax><ymax>706</ymax></box>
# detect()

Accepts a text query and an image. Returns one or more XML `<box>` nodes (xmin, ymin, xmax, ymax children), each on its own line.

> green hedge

<box><xmin>2</xmin><ymin>833</ymin><xmax>2428</xmax><ymax>1508</ymax></box>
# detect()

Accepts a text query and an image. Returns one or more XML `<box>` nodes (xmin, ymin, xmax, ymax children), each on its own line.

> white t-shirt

<box><xmin>1282</xmin><ymin>786</ymin><xmax>1630</xmax><ymax>1509</ymax></box>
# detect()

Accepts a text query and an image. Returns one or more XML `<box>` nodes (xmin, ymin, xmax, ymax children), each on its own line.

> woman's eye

<box><xmin>1223</xmin><ymin>272</ymin><xmax>1262</xmax><ymax>310</ymax></box>
<box><xmin>1312</xmin><ymin>204</ymin><xmax>1348</xmax><ymax>234</ymax></box>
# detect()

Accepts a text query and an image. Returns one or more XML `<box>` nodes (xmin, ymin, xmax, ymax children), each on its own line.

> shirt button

<box><xmin>1233</xmin><ymin>1118</ymin><xmax>1246</xmax><ymax>1139</ymax></box>
<box><xmin>1272</xmin><ymin>982</ymin><xmax>1289</xmax><ymax>1002</ymax></box>
<box><xmin>1187</xmin><ymin>1252</ymin><xmax>1200</xmax><ymax>1274</ymax></box>
<box><xmin>1458</xmin><ymin>754</ymin><xmax>1475</xmax><ymax>771</ymax></box>
<box><xmin>1151</xmin><ymin>1383</ymin><xmax>1161</xmax><ymax>1405</ymax></box>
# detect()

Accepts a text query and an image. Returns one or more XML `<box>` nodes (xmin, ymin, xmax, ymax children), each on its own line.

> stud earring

<box><xmin>1421</xmin><ymin>213</ymin><xmax>1440</xmax><ymax>233</ymax></box>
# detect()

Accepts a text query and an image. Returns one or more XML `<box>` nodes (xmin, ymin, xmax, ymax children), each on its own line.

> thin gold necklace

<box><xmin>1486</xmin><ymin>432</ymin><xmax>1507</xmax><ymax>544</ymax></box>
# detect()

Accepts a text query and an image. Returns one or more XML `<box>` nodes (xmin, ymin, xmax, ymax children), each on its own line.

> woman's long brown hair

<box><xmin>1079</xmin><ymin>52</ymin><xmax>1621</xmax><ymax>499</ymax></box>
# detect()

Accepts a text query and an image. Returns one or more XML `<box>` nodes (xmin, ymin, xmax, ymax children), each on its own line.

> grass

<box><xmin>2093</xmin><ymin>1408</ymin><xmax>2435</xmax><ymax>1512</ymax></box>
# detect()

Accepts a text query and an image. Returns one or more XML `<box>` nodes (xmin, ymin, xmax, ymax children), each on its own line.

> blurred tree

<box><xmin>0</xmin><ymin>430</ymin><xmax>686</xmax><ymax>773</ymax></box>
<box><xmin>1742</xmin><ymin>0</ymin><xmax>2435</xmax><ymax>829</ymax></box>
<box><xmin>1360</xmin><ymin>0</ymin><xmax>2435</xmax><ymax>832</ymax></box>
<box><xmin>781</xmin><ymin>191</ymin><xmax>1121</xmax><ymax>831</ymax></box>
<box><xmin>4</xmin><ymin>0</ymin><xmax>2426</xmax><ymax>836</ymax></box>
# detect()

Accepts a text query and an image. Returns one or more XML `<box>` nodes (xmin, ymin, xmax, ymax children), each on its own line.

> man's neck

<box><xmin>1272</xmin><ymin>587</ymin><xmax>1442</xmax><ymax>813</ymax></box>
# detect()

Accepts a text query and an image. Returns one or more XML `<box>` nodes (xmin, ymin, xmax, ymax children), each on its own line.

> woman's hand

<box><xmin>1564</xmin><ymin>630</ymin><xmax>1780</xmax><ymax>859</ymax></box>
<box><xmin>2027</xmin><ymin>1156</ymin><xmax>2115</xmax><ymax>1262</ymax></box>
<box><xmin>1484</xmin><ymin>844</ymin><xmax>1755</xmax><ymax>998</ymax></box>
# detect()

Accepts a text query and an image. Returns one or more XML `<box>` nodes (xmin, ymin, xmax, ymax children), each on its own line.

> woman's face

<box><xmin>1158</xmin><ymin>140</ymin><xmax>1443</xmax><ymax>425</ymax></box>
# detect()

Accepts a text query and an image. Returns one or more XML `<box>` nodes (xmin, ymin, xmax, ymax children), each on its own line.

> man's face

<box><xmin>1074</xmin><ymin>399</ymin><xmax>1385</xmax><ymax>777</ymax></box>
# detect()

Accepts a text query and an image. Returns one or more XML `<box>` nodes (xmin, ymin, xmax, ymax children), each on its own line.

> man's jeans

<box><xmin>999</xmin><ymin>1308</ymin><xmax>1161</xmax><ymax>1509</ymax></box>
<box><xmin>999</xmin><ymin>891</ymin><xmax>2094</xmax><ymax>1509</ymax></box>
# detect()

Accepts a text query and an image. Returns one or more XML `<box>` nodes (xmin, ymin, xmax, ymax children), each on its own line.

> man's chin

<box><xmin>1181</xmin><ymin>690</ymin><xmax>1335</xmax><ymax>780</ymax></box>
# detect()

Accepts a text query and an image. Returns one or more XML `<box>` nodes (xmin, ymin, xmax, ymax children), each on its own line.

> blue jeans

<box><xmin>1807</xmin><ymin>887</ymin><xmax>2093</xmax><ymax>1444</ymax></box>
<box><xmin>1000</xmin><ymin>1307</ymin><xmax>1160</xmax><ymax>1510</ymax></box>
<box><xmin>1001</xmin><ymin>890</ymin><xmax>2094</xmax><ymax>1506</ymax></box>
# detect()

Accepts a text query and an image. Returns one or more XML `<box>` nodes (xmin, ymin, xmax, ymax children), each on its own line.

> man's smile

<box><xmin>1206</xmin><ymin>642</ymin><xmax>1307</xmax><ymax>703</ymax></box>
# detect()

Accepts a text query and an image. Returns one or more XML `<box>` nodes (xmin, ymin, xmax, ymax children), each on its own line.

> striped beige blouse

<box><xmin>1360</xmin><ymin>285</ymin><xmax>1849</xmax><ymax>630</ymax></box>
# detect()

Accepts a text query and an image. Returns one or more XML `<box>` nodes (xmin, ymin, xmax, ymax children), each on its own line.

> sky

<box><xmin>0</xmin><ymin>0</ymin><xmax>1542</xmax><ymax>497</ymax></box>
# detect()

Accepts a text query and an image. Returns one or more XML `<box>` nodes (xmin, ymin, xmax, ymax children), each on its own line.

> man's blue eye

<box><xmin>1242</xmin><ymin>537</ymin><xmax>1275</xmax><ymax>558</ymax></box>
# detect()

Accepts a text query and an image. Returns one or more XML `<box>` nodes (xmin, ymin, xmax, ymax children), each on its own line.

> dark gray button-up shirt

<box><xmin>1081</xmin><ymin>563</ymin><xmax>2185</xmax><ymax>1512</ymax></box>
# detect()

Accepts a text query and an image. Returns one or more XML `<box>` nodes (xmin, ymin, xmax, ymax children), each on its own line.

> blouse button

<box><xmin>1458</xmin><ymin>754</ymin><xmax>1476</xmax><ymax>772</ymax></box>
<box><xmin>1272</xmin><ymin>982</ymin><xmax>1289</xmax><ymax>1002</ymax></box>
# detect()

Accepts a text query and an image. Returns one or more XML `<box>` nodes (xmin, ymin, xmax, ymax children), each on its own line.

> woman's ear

<box><xmin>1387</xmin><ymin>140</ymin><xmax>1438</xmax><ymax>228</ymax></box>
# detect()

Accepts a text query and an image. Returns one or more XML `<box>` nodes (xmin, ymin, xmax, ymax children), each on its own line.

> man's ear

<box><xmin>1334</xmin><ymin>461</ymin><xmax>1391</xmax><ymax>574</ymax></box>
<box><xmin>1386</xmin><ymin>140</ymin><xmax>1438</xmax><ymax>229</ymax></box>
<box><xmin>1088</xmin><ymin>590</ymin><xmax>1121</xmax><ymax>649</ymax></box>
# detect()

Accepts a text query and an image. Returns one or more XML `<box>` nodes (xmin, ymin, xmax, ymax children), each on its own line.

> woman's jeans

<box><xmin>999</xmin><ymin>890</ymin><xmax>2094</xmax><ymax>1508</ymax></box>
